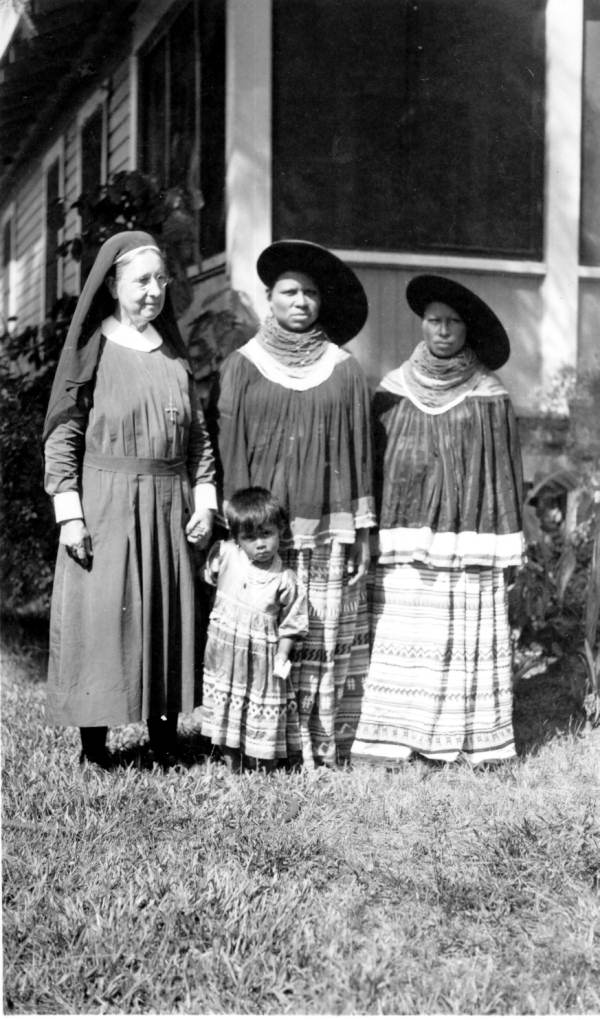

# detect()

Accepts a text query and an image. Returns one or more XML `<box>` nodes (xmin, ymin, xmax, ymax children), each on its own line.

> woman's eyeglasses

<box><xmin>133</xmin><ymin>273</ymin><xmax>171</xmax><ymax>292</ymax></box>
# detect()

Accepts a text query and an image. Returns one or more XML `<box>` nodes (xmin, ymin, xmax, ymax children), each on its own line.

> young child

<box><xmin>201</xmin><ymin>487</ymin><xmax>308</xmax><ymax>770</ymax></box>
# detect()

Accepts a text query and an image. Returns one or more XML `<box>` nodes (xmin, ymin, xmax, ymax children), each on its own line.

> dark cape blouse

<box><xmin>373</xmin><ymin>368</ymin><xmax>525</xmax><ymax>569</ymax></box>
<box><xmin>215</xmin><ymin>341</ymin><xmax>376</xmax><ymax>548</ymax></box>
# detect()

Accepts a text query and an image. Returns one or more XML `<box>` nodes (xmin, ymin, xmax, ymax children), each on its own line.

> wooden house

<box><xmin>1</xmin><ymin>0</ymin><xmax>599</xmax><ymax>476</ymax></box>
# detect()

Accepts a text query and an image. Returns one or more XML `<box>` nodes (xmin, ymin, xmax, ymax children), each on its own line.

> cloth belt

<box><xmin>83</xmin><ymin>453</ymin><xmax>187</xmax><ymax>476</ymax></box>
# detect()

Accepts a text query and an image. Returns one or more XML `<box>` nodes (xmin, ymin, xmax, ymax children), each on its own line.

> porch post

<box><xmin>226</xmin><ymin>0</ymin><xmax>272</xmax><ymax>320</ymax></box>
<box><xmin>540</xmin><ymin>0</ymin><xmax>584</xmax><ymax>389</ymax></box>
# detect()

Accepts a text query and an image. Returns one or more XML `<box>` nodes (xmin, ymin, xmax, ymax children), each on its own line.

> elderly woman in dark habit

<box><xmin>43</xmin><ymin>231</ymin><xmax>216</xmax><ymax>769</ymax></box>
<box><xmin>353</xmin><ymin>275</ymin><xmax>524</xmax><ymax>766</ymax></box>
<box><xmin>212</xmin><ymin>240</ymin><xmax>375</xmax><ymax>767</ymax></box>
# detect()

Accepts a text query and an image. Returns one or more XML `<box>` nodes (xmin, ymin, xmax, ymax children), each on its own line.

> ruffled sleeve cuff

<box><xmin>53</xmin><ymin>490</ymin><xmax>84</xmax><ymax>523</ymax></box>
<box><xmin>277</xmin><ymin>572</ymin><xmax>309</xmax><ymax>640</ymax></box>
<box><xmin>354</xmin><ymin>496</ymin><xmax>377</xmax><ymax>530</ymax></box>
<box><xmin>376</xmin><ymin>526</ymin><xmax>526</xmax><ymax>569</ymax></box>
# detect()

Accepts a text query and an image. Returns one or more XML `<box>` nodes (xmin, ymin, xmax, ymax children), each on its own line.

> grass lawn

<box><xmin>2</xmin><ymin>616</ymin><xmax>600</xmax><ymax>1015</ymax></box>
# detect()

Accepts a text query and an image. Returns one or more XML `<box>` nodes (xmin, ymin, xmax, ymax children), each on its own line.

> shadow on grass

<box><xmin>1</xmin><ymin>610</ymin><xmax>49</xmax><ymax>676</ymax></box>
<box><xmin>1</xmin><ymin>609</ymin><xmax>587</xmax><ymax>764</ymax></box>
<box><xmin>0</xmin><ymin>610</ymin><xmax>225</xmax><ymax>774</ymax></box>
<box><xmin>513</xmin><ymin>663</ymin><xmax>585</xmax><ymax>757</ymax></box>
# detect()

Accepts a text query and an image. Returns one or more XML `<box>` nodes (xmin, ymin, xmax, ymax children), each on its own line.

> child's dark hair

<box><xmin>226</xmin><ymin>487</ymin><xmax>287</xmax><ymax>540</ymax></box>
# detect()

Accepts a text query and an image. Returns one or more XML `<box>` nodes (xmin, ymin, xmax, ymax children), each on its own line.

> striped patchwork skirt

<box><xmin>352</xmin><ymin>562</ymin><xmax>516</xmax><ymax>765</ymax></box>
<box><xmin>282</xmin><ymin>541</ymin><xmax>369</xmax><ymax>768</ymax></box>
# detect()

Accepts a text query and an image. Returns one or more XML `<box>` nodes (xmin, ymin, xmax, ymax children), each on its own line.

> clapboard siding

<box><xmin>14</xmin><ymin>171</ymin><xmax>44</xmax><ymax>328</ymax></box>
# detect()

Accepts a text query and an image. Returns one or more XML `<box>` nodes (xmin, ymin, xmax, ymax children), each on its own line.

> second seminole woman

<box><xmin>212</xmin><ymin>240</ymin><xmax>375</xmax><ymax>767</ymax></box>
<box><xmin>353</xmin><ymin>275</ymin><xmax>525</xmax><ymax>767</ymax></box>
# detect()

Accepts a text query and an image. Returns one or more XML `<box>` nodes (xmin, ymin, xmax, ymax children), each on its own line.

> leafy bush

<box><xmin>57</xmin><ymin>170</ymin><xmax>201</xmax><ymax>316</ymax></box>
<box><xmin>0</xmin><ymin>301</ymin><xmax>74</xmax><ymax>615</ymax></box>
<box><xmin>510</xmin><ymin>368</ymin><xmax>600</xmax><ymax>725</ymax></box>
<box><xmin>186</xmin><ymin>285</ymin><xmax>260</xmax><ymax>405</ymax></box>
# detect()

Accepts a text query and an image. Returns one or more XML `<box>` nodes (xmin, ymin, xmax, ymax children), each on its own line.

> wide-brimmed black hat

<box><xmin>406</xmin><ymin>274</ymin><xmax>510</xmax><ymax>370</ymax></box>
<box><xmin>257</xmin><ymin>239</ymin><xmax>368</xmax><ymax>345</ymax></box>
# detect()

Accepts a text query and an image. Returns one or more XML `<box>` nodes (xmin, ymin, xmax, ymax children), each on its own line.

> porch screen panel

<box><xmin>273</xmin><ymin>0</ymin><xmax>545</xmax><ymax>259</ymax></box>
<box><xmin>581</xmin><ymin>0</ymin><xmax>600</xmax><ymax>265</ymax></box>
<box><xmin>45</xmin><ymin>159</ymin><xmax>61</xmax><ymax>313</ymax></box>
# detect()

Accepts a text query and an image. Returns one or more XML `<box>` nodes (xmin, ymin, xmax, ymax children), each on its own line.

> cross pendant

<box><xmin>165</xmin><ymin>401</ymin><xmax>179</xmax><ymax>424</ymax></box>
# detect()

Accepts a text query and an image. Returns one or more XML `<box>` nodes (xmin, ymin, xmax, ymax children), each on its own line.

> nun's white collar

<box><xmin>102</xmin><ymin>315</ymin><xmax>163</xmax><ymax>351</ymax></box>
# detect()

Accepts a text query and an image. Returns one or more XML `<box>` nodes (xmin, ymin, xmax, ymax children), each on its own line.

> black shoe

<box><xmin>79</xmin><ymin>748</ymin><xmax>112</xmax><ymax>772</ymax></box>
<box><xmin>147</xmin><ymin>715</ymin><xmax>179</xmax><ymax>758</ymax></box>
<box><xmin>150</xmin><ymin>747</ymin><xmax>180</xmax><ymax>771</ymax></box>
<box><xmin>80</xmin><ymin>726</ymin><xmax>110</xmax><ymax>770</ymax></box>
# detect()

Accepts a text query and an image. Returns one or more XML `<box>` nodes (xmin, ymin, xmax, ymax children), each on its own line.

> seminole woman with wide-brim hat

<box><xmin>353</xmin><ymin>274</ymin><xmax>525</xmax><ymax>767</ymax></box>
<box><xmin>211</xmin><ymin>240</ymin><xmax>375</xmax><ymax>768</ymax></box>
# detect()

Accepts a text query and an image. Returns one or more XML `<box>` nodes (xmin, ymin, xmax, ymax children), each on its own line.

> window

<box><xmin>80</xmin><ymin>106</ymin><xmax>105</xmax><ymax>282</ymax></box>
<box><xmin>581</xmin><ymin>0</ymin><xmax>600</xmax><ymax>265</ymax></box>
<box><xmin>139</xmin><ymin>0</ymin><xmax>226</xmax><ymax>263</ymax></box>
<box><xmin>45</xmin><ymin>158</ymin><xmax>62</xmax><ymax>314</ymax></box>
<box><xmin>273</xmin><ymin>0</ymin><xmax>545</xmax><ymax>259</ymax></box>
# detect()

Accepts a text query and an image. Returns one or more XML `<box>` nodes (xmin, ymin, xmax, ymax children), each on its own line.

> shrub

<box><xmin>0</xmin><ymin>301</ymin><xmax>74</xmax><ymax>616</ymax></box>
<box><xmin>58</xmin><ymin>170</ymin><xmax>201</xmax><ymax>316</ymax></box>
<box><xmin>510</xmin><ymin>369</ymin><xmax>600</xmax><ymax>725</ymax></box>
<box><xmin>186</xmin><ymin>286</ymin><xmax>260</xmax><ymax>406</ymax></box>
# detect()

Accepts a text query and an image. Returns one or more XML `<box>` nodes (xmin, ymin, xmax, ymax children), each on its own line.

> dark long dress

<box><xmin>215</xmin><ymin>338</ymin><xmax>376</xmax><ymax>765</ymax></box>
<box><xmin>44</xmin><ymin>333</ymin><xmax>215</xmax><ymax>727</ymax></box>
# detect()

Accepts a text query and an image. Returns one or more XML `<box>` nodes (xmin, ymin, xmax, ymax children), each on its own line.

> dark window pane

<box><xmin>81</xmin><ymin>107</ymin><xmax>103</xmax><ymax>281</ymax></box>
<box><xmin>199</xmin><ymin>0</ymin><xmax>226</xmax><ymax>257</ymax></box>
<box><xmin>45</xmin><ymin>158</ymin><xmax>61</xmax><ymax>312</ymax></box>
<box><xmin>581</xmin><ymin>0</ymin><xmax>600</xmax><ymax>265</ymax></box>
<box><xmin>3</xmin><ymin>220</ymin><xmax>11</xmax><ymax>317</ymax></box>
<box><xmin>140</xmin><ymin>35</ymin><xmax>168</xmax><ymax>185</ymax></box>
<box><xmin>139</xmin><ymin>1</ymin><xmax>225</xmax><ymax>262</ymax></box>
<box><xmin>169</xmin><ymin>3</ymin><xmax>197</xmax><ymax>192</ymax></box>
<box><xmin>273</xmin><ymin>0</ymin><xmax>545</xmax><ymax>258</ymax></box>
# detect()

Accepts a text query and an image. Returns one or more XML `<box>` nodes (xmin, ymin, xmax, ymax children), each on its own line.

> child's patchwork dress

<box><xmin>201</xmin><ymin>540</ymin><xmax>308</xmax><ymax>759</ymax></box>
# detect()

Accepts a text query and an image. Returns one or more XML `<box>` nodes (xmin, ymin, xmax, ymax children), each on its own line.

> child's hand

<box><xmin>346</xmin><ymin>528</ymin><xmax>370</xmax><ymax>586</ymax></box>
<box><xmin>273</xmin><ymin>655</ymin><xmax>291</xmax><ymax>680</ymax></box>
<box><xmin>186</xmin><ymin>508</ymin><xmax>214</xmax><ymax>548</ymax></box>
<box><xmin>274</xmin><ymin>638</ymin><xmax>294</xmax><ymax>679</ymax></box>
